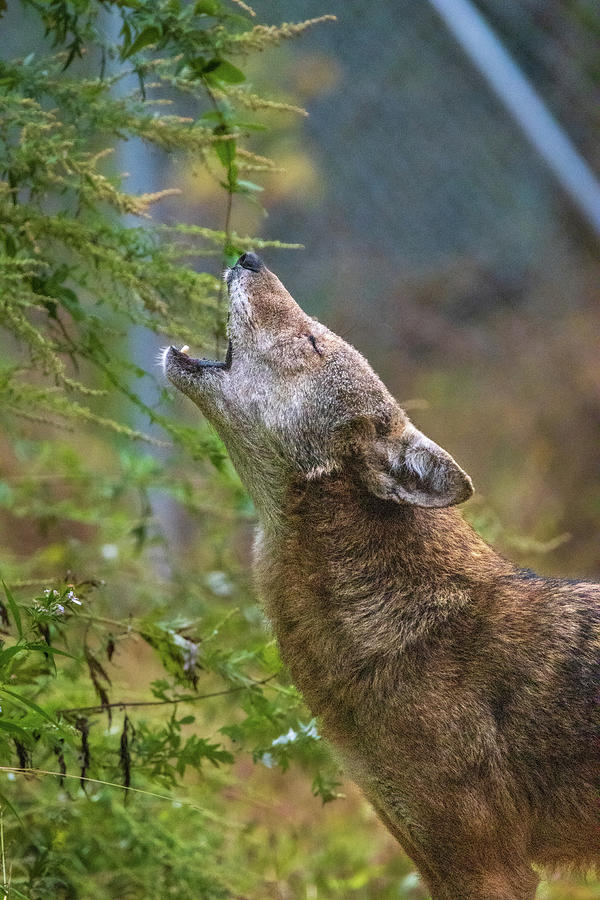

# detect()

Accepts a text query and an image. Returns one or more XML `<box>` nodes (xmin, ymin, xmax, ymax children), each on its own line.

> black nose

<box><xmin>237</xmin><ymin>252</ymin><xmax>263</xmax><ymax>272</ymax></box>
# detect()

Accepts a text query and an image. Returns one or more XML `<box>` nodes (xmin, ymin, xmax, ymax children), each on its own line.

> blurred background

<box><xmin>1</xmin><ymin>0</ymin><xmax>599</xmax><ymax>897</ymax></box>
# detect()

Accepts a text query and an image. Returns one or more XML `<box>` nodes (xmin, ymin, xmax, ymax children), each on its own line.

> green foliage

<box><xmin>0</xmin><ymin>519</ymin><xmax>348</xmax><ymax>897</ymax></box>
<box><xmin>0</xmin><ymin>2</ymin><xmax>364</xmax><ymax>897</ymax></box>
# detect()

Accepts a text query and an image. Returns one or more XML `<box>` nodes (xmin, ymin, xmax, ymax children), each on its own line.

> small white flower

<box><xmin>272</xmin><ymin>727</ymin><xmax>298</xmax><ymax>747</ymax></box>
<box><xmin>183</xmin><ymin>642</ymin><xmax>198</xmax><ymax>674</ymax></box>
<box><xmin>101</xmin><ymin>543</ymin><xmax>119</xmax><ymax>560</ymax></box>
<box><xmin>205</xmin><ymin>570</ymin><xmax>234</xmax><ymax>597</ymax></box>
<box><xmin>301</xmin><ymin>721</ymin><xmax>319</xmax><ymax>740</ymax></box>
<box><xmin>55</xmin><ymin>604</ymin><xmax>65</xmax><ymax>615</ymax></box>
<box><xmin>171</xmin><ymin>632</ymin><xmax>199</xmax><ymax>673</ymax></box>
<box><xmin>34</xmin><ymin>602</ymin><xmax>53</xmax><ymax>614</ymax></box>
<box><xmin>66</xmin><ymin>590</ymin><xmax>82</xmax><ymax>605</ymax></box>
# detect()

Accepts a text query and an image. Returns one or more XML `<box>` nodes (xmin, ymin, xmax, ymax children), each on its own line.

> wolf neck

<box><xmin>285</xmin><ymin>473</ymin><xmax>505</xmax><ymax>579</ymax></box>
<box><xmin>255</xmin><ymin>473</ymin><xmax>512</xmax><ymax>667</ymax></box>
<box><xmin>225</xmin><ymin>442</ymin><xmax>291</xmax><ymax>531</ymax></box>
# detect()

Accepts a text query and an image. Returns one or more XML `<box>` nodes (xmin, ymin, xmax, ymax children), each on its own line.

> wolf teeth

<box><xmin>180</xmin><ymin>345</ymin><xmax>190</xmax><ymax>355</ymax></box>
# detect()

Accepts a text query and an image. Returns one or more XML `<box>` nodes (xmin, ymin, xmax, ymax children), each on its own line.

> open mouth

<box><xmin>167</xmin><ymin>340</ymin><xmax>233</xmax><ymax>372</ymax></box>
<box><xmin>165</xmin><ymin>252</ymin><xmax>260</xmax><ymax>375</ymax></box>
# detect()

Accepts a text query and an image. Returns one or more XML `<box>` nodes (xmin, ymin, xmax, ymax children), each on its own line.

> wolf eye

<box><xmin>307</xmin><ymin>334</ymin><xmax>323</xmax><ymax>356</ymax></box>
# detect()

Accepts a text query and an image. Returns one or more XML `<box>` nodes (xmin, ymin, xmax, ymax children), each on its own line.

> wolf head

<box><xmin>163</xmin><ymin>253</ymin><xmax>473</xmax><ymax>523</ymax></box>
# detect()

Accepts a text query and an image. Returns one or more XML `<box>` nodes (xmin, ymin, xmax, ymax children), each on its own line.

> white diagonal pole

<box><xmin>429</xmin><ymin>0</ymin><xmax>600</xmax><ymax>238</ymax></box>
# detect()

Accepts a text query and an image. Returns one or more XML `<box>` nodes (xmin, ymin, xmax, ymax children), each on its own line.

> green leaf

<box><xmin>57</xmin><ymin>287</ymin><xmax>84</xmax><ymax>321</ymax></box>
<box><xmin>0</xmin><ymin>791</ymin><xmax>25</xmax><ymax>830</ymax></box>
<box><xmin>224</xmin><ymin>245</ymin><xmax>243</xmax><ymax>267</ymax></box>
<box><xmin>215</xmin><ymin>137</ymin><xmax>236</xmax><ymax>170</ymax></box>
<box><xmin>0</xmin><ymin>646</ymin><xmax>27</xmax><ymax>667</ymax></box>
<box><xmin>3</xmin><ymin>232</ymin><xmax>16</xmax><ymax>256</ymax></box>
<box><xmin>22</xmin><ymin>643</ymin><xmax>77</xmax><ymax>660</ymax></box>
<box><xmin>188</xmin><ymin>56</ymin><xmax>207</xmax><ymax>76</ymax></box>
<box><xmin>220</xmin><ymin>722</ymin><xmax>244</xmax><ymax>743</ymax></box>
<box><xmin>0</xmin><ymin>881</ymin><xmax>29</xmax><ymax>899</ymax></box>
<box><xmin>0</xmin><ymin>687</ymin><xmax>58</xmax><ymax>726</ymax></box>
<box><xmin>120</xmin><ymin>19</ymin><xmax>132</xmax><ymax>49</ymax></box>
<box><xmin>2</xmin><ymin>582</ymin><xmax>22</xmax><ymax>640</ymax></box>
<box><xmin>205</xmin><ymin>59</ymin><xmax>245</xmax><ymax>85</ymax></box>
<box><xmin>0</xmin><ymin>641</ymin><xmax>67</xmax><ymax>679</ymax></box>
<box><xmin>122</xmin><ymin>26</ymin><xmax>162</xmax><ymax>59</ymax></box>
<box><xmin>202</xmin><ymin>110</ymin><xmax>266</xmax><ymax>132</ymax></box>
<box><xmin>194</xmin><ymin>0</ymin><xmax>220</xmax><ymax>14</ymax></box>
<box><xmin>312</xmin><ymin>771</ymin><xmax>343</xmax><ymax>804</ymax></box>
<box><xmin>201</xmin><ymin>58</ymin><xmax>221</xmax><ymax>74</ymax></box>
<box><xmin>0</xmin><ymin>720</ymin><xmax>31</xmax><ymax>741</ymax></box>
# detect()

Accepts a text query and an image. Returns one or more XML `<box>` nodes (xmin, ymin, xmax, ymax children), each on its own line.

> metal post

<box><xmin>428</xmin><ymin>0</ymin><xmax>600</xmax><ymax>238</ymax></box>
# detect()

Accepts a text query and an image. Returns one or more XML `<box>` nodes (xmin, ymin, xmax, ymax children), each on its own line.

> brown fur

<box><xmin>163</xmin><ymin>254</ymin><xmax>600</xmax><ymax>899</ymax></box>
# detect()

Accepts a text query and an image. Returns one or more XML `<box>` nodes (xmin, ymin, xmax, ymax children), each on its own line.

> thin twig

<box><xmin>57</xmin><ymin>675</ymin><xmax>276</xmax><ymax>717</ymax></box>
<box><xmin>202</xmin><ymin>77</ymin><xmax>235</xmax><ymax>356</ymax></box>
<box><xmin>215</xmin><ymin>183</ymin><xmax>234</xmax><ymax>355</ymax></box>
<box><xmin>76</xmin><ymin>613</ymin><xmax>138</xmax><ymax>632</ymax></box>
<box><xmin>0</xmin><ymin>767</ymin><xmax>235</xmax><ymax>822</ymax></box>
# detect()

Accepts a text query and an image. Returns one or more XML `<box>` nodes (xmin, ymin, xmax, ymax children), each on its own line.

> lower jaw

<box><xmin>174</xmin><ymin>339</ymin><xmax>232</xmax><ymax>370</ymax></box>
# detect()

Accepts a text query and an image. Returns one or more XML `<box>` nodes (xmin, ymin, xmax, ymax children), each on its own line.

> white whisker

<box><xmin>157</xmin><ymin>345</ymin><xmax>171</xmax><ymax>372</ymax></box>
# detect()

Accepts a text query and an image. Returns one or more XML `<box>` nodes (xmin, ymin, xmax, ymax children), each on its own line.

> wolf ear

<box><xmin>361</xmin><ymin>424</ymin><xmax>474</xmax><ymax>508</ymax></box>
